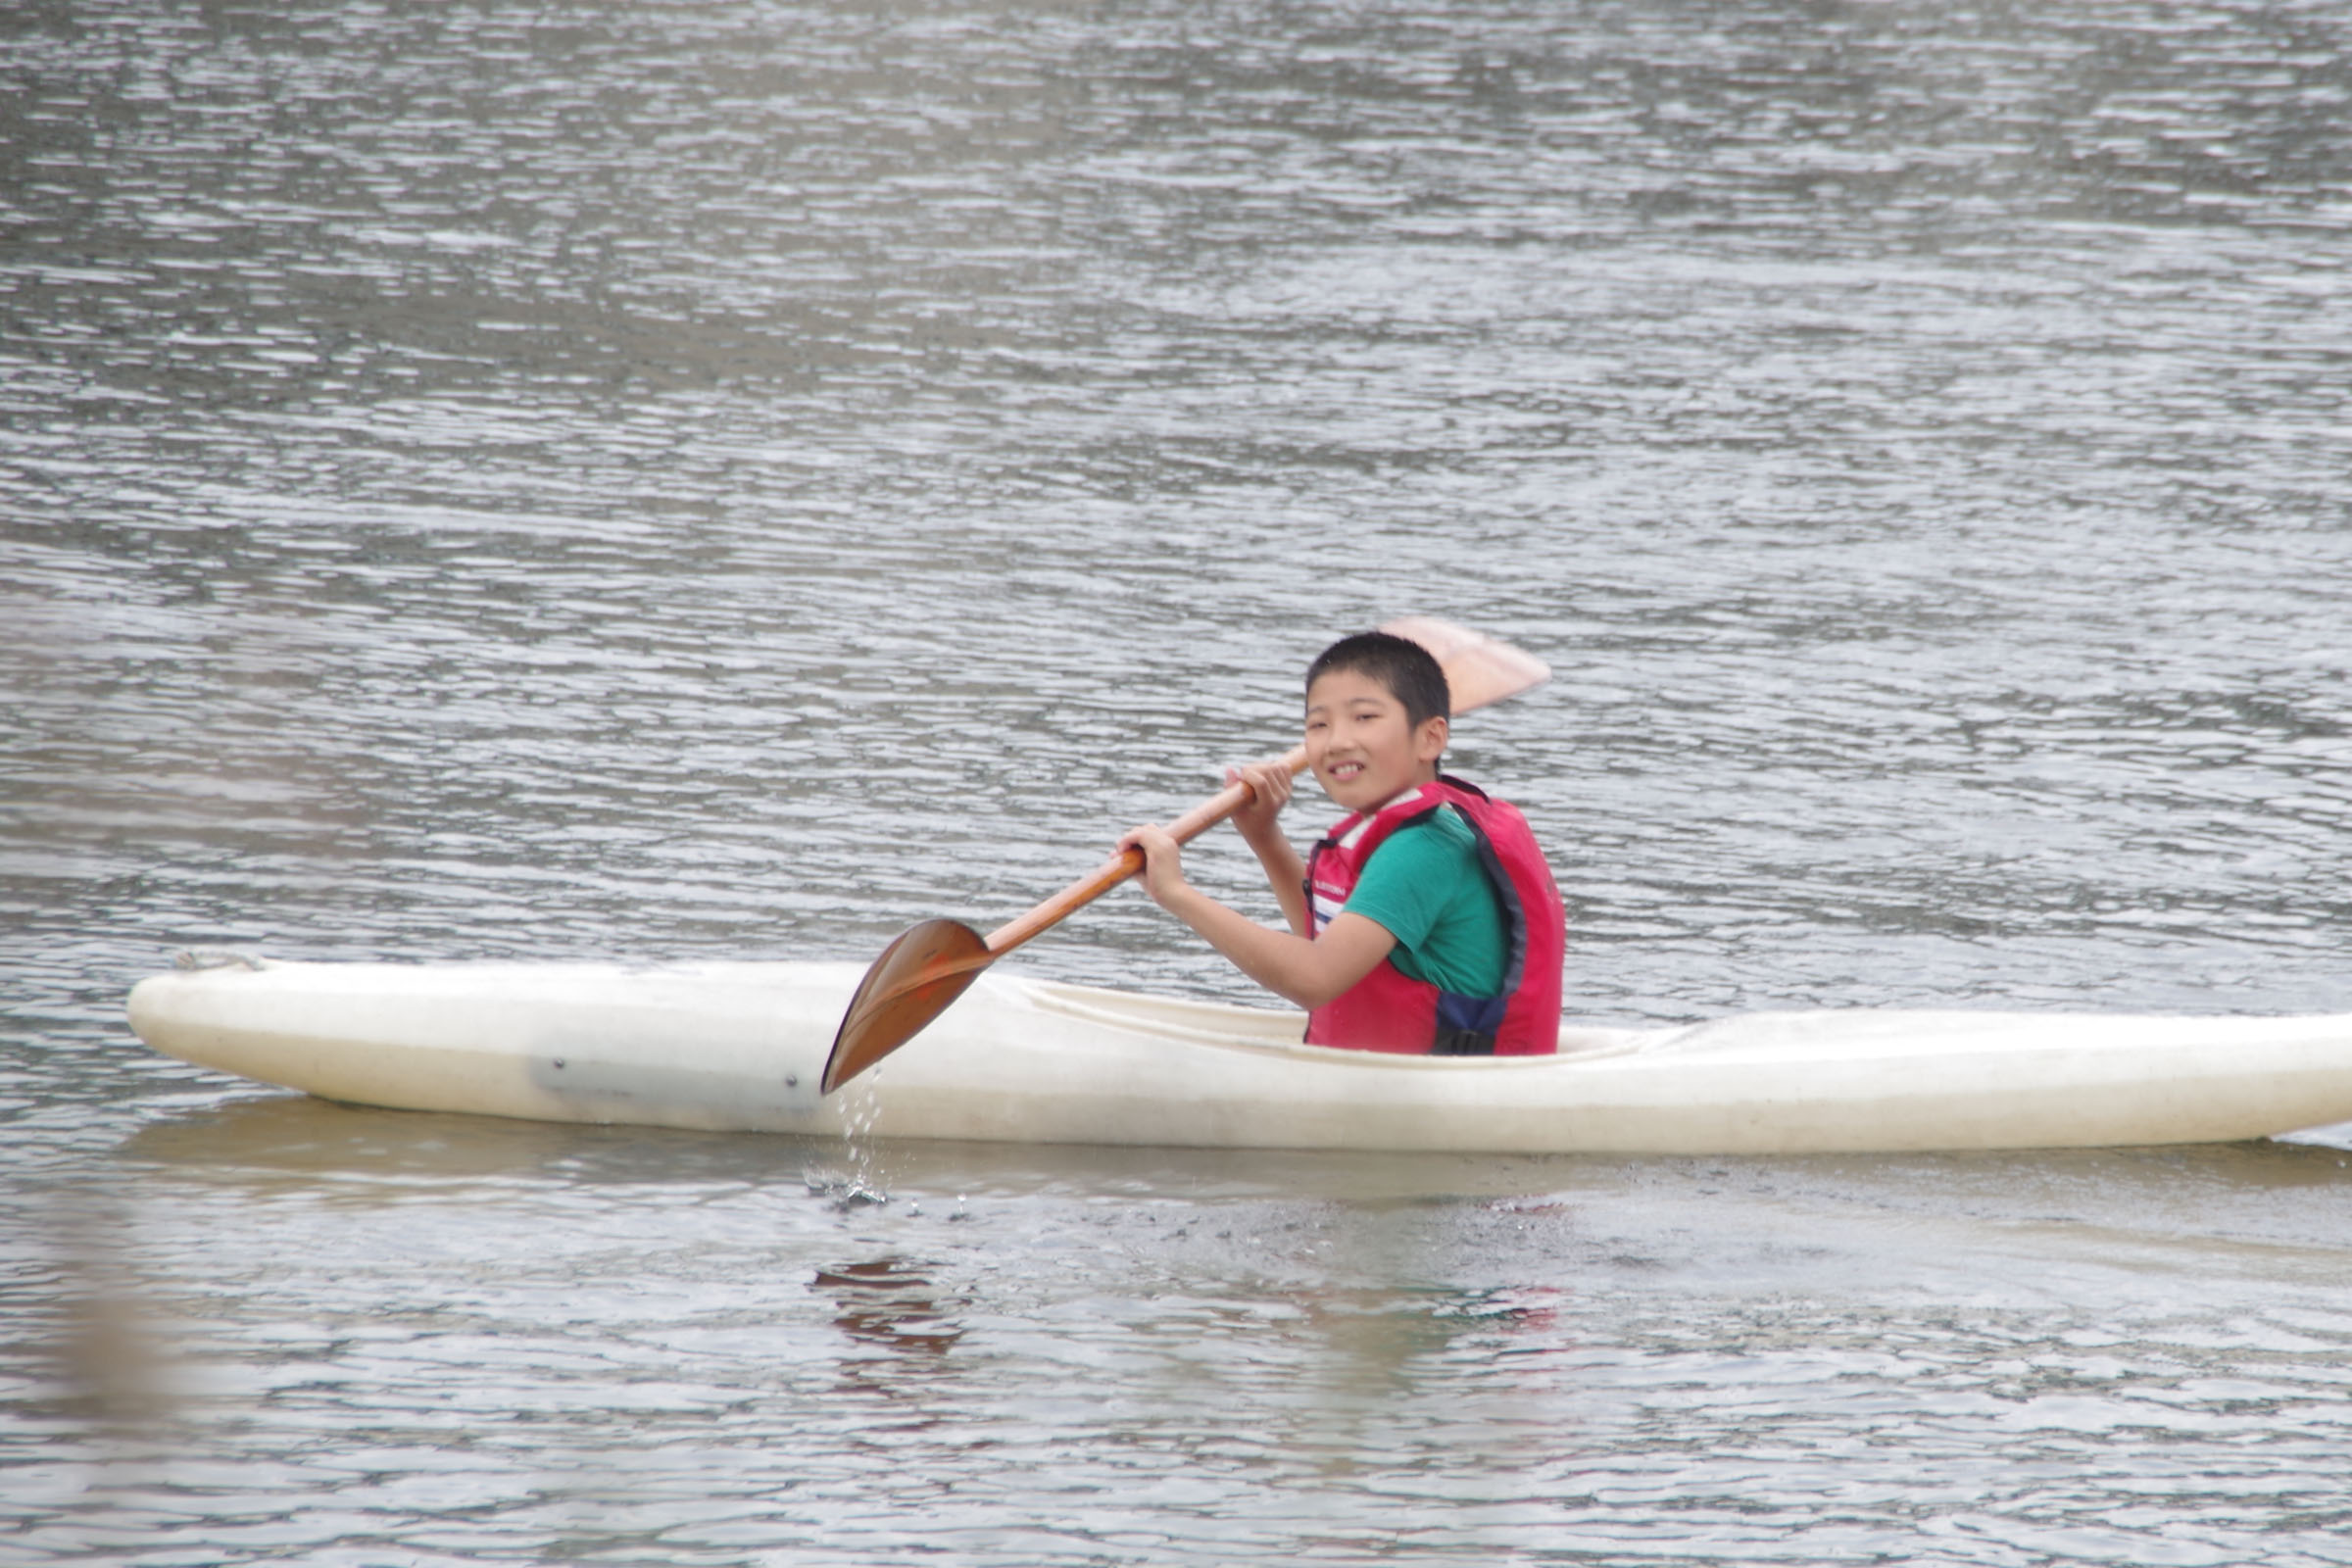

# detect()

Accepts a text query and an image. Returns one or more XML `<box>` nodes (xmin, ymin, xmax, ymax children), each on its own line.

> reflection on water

<box><xmin>819</xmin><ymin>1257</ymin><xmax>969</xmax><ymax>1359</ymax></box>
<box><xmin>38</xmin><ymin>1095</ymin><xmax>2352</xmax><ymax>1564</ymax></box>
<box><xmin>10</xmin><ymin>0</ymin><xmax>2352</xmax><ymax>1560</ymax></box>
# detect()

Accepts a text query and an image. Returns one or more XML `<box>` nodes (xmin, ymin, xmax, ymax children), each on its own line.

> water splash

<box><xmin>806</xmin><ymin>1065</ymin><xmax>891</xmax><ymax>1210</ymax></box>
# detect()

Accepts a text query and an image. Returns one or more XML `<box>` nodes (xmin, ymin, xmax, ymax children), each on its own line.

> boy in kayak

<box><xmin>1118</xmin><ymin>630</ymin><xmax>1565</xmax><ymax>1055</ymax></box>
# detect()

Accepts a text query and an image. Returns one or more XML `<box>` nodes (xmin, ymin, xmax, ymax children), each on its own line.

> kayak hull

<box><xmin>125</xmin><ymin>957</ymin><xmax>2352</xmax><ymax>1155</ymax></box>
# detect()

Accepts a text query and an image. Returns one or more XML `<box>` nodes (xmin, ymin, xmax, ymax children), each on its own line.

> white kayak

<box><xmin>125</xmin><ymin>954</ymin><xmax>2352</xmax><ymax>1155</ymax></box>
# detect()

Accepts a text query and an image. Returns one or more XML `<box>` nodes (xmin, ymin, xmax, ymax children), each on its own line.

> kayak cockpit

<box><xmin>1016</xmin><ymin>977</ymin><xmax>1647</xmax><ymax>1061</ymax></box>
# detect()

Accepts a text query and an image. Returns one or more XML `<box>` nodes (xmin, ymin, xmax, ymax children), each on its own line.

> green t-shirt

<box><xmin>1341</xmin><ymin>808</ymin><xmax>1509</xmax><ymax>997</ymax></box>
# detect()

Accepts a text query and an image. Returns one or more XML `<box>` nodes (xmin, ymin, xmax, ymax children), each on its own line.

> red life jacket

<box><xmin>1302</xmin><ymin>775</ymin><xmax>1565</xmax><ymax>1056</ymax></box>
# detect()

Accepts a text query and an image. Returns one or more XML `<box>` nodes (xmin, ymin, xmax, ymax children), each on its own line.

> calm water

<box><xmin>7</xmin><ymin>0</ymin><xmax>2352</xmax><ymax>1561</ymax></box>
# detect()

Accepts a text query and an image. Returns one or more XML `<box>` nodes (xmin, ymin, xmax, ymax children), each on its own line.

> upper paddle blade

<box><xmin>1379</xmin><ymin>614</ymin><xmax>1550</xmax><ymax>714</ymax></box>
<box><xmin>821</xmin><ymin>918</ymin><xmax>994</xmax><ymax>1094</ymax></box>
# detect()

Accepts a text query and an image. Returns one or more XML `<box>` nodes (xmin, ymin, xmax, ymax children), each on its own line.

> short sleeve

<box><xmin>1340</xmin><ymin>809</ymin><xmax>1508</xmax><ymax>996</ymax></box>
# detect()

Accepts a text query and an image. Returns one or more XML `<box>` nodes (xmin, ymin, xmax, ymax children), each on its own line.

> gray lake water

<box><xmin>7</xmin><ymin>0</ymin><xmax>2352</xmax><ymax>1561</ymax></box>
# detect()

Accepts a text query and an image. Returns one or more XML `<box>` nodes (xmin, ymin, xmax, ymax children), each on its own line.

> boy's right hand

<box><xmin>1227</xmin><ymin>758</ymin><xmax>1295</xmax><ymax>840</ymax></box>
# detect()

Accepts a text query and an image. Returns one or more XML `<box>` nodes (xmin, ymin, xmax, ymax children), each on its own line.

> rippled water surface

<box><xmin>7</xmin><ymin>0</ymin><xmax>2352</xmax><ymax>1561</ymax></box>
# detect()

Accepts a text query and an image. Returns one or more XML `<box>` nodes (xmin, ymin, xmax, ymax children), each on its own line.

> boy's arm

<box><xmin>1119</xmin><ymin>826</ymin><xmax>1396</xmax><ymax>1009</ymax></box>
<box><xmin>1243</xmin><ymin>831</ymin><xmax>1309</xmax><ymax>937</ymax></box>
<box><xmin>1228</xmin><ymin>759</ymin><xmax>1309</xmax><ymax>936</ymax></box>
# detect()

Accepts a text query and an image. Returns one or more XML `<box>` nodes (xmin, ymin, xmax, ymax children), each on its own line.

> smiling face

<box><xmin>1303</xmin><ymin>667</ymin><xmax>1449</xmax><ymax>813</ymax></box>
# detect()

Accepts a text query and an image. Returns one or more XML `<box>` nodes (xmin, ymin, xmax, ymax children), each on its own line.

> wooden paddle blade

<box><xmin>1379</xmin><ymin>614</ymin><xmax>1550</xmax><ymax>714</ymax></box>
<box><xmin>821</xmin><ymin>918</ymin><xmax>994</xmax><ymax>1094</ymax></box>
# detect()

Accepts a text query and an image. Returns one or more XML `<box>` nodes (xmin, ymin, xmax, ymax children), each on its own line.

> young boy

<box><xmin>1118</xmin><ymin>631</ymin><xmax>1565</xmax><ymax>1055</ymax></box>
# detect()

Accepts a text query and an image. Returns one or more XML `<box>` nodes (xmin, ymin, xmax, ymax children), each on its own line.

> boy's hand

<box><xmin>1117</xmin><ymin>824</ymin><xmax>1189</xmax><ymax>908</ymax></box>
<box><xmin>1226</xmin><ymin>759</ymin><xmax>1295</xmax><ymax>841</ymax></box>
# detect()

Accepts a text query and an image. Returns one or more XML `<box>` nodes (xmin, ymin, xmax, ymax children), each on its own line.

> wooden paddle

<box><xmin>819</xmin><ymin>616</ymin><xmax>1549</xmax><ymax>1094</ymax></box>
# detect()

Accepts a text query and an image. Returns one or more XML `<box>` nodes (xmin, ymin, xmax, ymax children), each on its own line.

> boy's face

<box><xmin>1303</xmin><ymin>667</ymin><xmax>1449</xmax><ymax>812</ymax></box>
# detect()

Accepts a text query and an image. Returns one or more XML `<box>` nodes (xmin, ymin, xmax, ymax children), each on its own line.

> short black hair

<box><xmin>1305</xmin><ymin>631</ymin><xmax>1450</xmax><ymax>731</ymax></box>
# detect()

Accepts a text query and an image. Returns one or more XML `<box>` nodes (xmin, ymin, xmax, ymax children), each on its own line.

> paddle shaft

<box><xmin>983</xmin><ymin>744</ymin><xmax>1307</xmax><ymax>954</ymax></box>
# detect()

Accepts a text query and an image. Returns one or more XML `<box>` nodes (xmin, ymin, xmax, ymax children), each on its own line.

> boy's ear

<box><xmin>1414</xmin><ymin>714</ymin><xmax>1449</xmax><ymax>762</ymax></box>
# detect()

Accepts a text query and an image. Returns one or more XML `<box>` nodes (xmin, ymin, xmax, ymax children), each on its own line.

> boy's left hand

<box><xmin>1227</xmin><ymin>758</ymin><xmax>1295</xmax><ymax>840</ymax></box>
<box><xmin>1117</xmin><ymin>824</ymin><xmax>1188</xmax><ymax>908</ymax></box>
